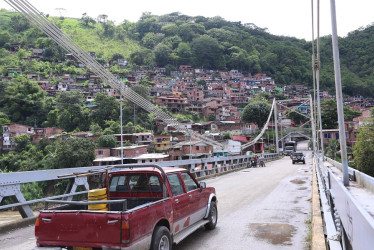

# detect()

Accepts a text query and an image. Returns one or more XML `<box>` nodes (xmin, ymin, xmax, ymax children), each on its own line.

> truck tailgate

<box><xmin>37</xmin><ymin>211</ymin><xmax>122</xmax><ymax>246</ymax></box>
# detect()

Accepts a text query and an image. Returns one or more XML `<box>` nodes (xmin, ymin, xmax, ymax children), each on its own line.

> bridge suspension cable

<box><xmin>5</xmin><ymin>0</ymin><xmax>224</xmax><ymax>149</ymax></box>
<box><xmin>241</xmin><ymin>99</ymin><xmax>275</xmax><ymax>151</ymax></box>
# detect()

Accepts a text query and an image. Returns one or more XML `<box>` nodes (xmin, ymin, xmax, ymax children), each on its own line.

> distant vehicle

<box><xmin>292</xmin><ymin>152</ymin><xmax>305</xmax><ymax>164</ymax></box>
<box><xmin>284</xmin><ymin>141</ymin><xmax>297</xmax><ymax>155</ymax></box>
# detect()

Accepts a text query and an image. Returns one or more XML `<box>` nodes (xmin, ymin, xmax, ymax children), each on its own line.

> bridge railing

<box><xmin>0</xmin><ymin>153</ymin><xmax>279</xmax><ymax>218</ymax></box>
<box><xmin>317</xmin><ymin>157</ymin><xmax>374</xmax><ymax>250</ymax></box>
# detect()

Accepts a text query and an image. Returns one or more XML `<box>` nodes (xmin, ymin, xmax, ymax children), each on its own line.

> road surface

<box><xmin>0</xmin><ymin>141</ymin><xmax>312</xmax><ymax>250</ymax></box>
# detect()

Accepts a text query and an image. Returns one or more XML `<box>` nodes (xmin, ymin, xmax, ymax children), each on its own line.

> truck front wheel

<box><xmin>205</xmin><ymin>201</ymin><xmax>218</xmax><ymax>230</ymax></box>
<box><xmin>151</xmin><ymin>226</ymin><xmax>172</xmax><ymax>250</ymax></box>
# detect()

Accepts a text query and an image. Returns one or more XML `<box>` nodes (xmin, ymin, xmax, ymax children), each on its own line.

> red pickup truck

<box><xmin>35</xmin><ymin>165</ymin><xmax>218</xmax><ymax>249</ymax></box>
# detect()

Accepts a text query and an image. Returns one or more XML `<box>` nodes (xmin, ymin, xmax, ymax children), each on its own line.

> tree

<box><xmin>0</xmin><ymin>31</ymin><xmax>11</xmax><ymax>48</ymax></box>
<box><xmin>14</xmin><ymin>134</ymin><xmax>31</xmax><ymax>152</ymax></box>
<box><xmin>141</xmin><ymin>32</ymin><xmax>165</xmax><ymax>49</ymax></box>
<box><xmin>286</xmin><ymin>110</ymin><xmax>308</xmax><ymax>125</ymax></box>
<box><xmin>53</xmin><ymin>92</ymin><xmax>90</xmax><ymax>132</ymax></box>
<box><xmin>97</xmin><ymin>135</ymin><xmax>116</xmax><ymax>148</ymax></box>
<box><xmin>54</xmin><ymin>137</ymin><xmax>96</xmax><ymax>169</ymax></box>
<box><xmin>222</xmin><ymin>133</ymin><xmax>232</xmax><ymax>140</ymax></box>
<box><xmin>10</xmin><ymin>15</ymin><xmax>30</xmax><ymax>32</ymax></box>
<box><xmin>91</xmin><ymin>93</ymin><xmax>119</xmax><ymax>128</ymax></box>
<box><xmin>0</xmin><ymin>78</ymin><xmax>47</xmax><ymax>126</ymax></box>
<box><xmin>103</xmin><ymin>120</ymin><xmax>121</xmax><ymax>134</ymax></box>
<box><xmin>154</xmin><ymin>43</ymin><xmax>172</xmax><ymax>66</ymax></box>
<box><xmin>325</xmin><ymin>139</ymin><xmax>340</xmax><ymax>160</ymax></box>
<box><xmin>241</xmin><ymin>99</ymin><xmax>271</xmax><ymax>128</ymax></box>
<box><xmin>321</xmin><ymin>99</ymin><xmax>362</xmax><ymax>129</ymax></box>
<box><xmin>191</xmin><ymin>35</ymin><xmax>225</xmax><ymax>69</ymax></box>
<box><xmin>208</xmin><ymin>114</ymin><xmax>216</xmax><ymax>121</ymax></box>
<box><xmin>354</xmin><ymin>123</ymin><xmax>374</xmax><ymax>177</ymax></box>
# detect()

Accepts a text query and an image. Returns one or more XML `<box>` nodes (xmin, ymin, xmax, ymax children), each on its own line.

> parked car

<box><xmin>35</xmin><ymin>165</ymin><xmax>218</xmax><ymax>250</ymax></box>
<box><xmin>292</xmin><ymin>152</ymin><xmax>305</xmax><ymax>164</ymax></box>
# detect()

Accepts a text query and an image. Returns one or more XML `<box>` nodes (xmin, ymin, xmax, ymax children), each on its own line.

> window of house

<box><xmin>196</xmin><ymin>146</ymin><xmax>200</xmax><ymax>150</ymax></box>
<box><xmin>98</xmin><ymin>150</ymin><xmax>103</xmax><ymax>155</ymax></box>
<box><xmin>327</xmin><ymin>133</ymin><xmax>331</xmax><ymax>138</ymax></box>
<box><xmin>142</xmin><ymin>160</ymin><xmax>145</xmax><ymax>163</ymax></box>
<box><xmin>335</xmin><ymin>133</ymin><xmax>339</xmax><ymax>139</ymax></box>
<box><xmin>324</xmin><ymin>133</ymin><xmax>327</xmax><ymax>138</ymax></box>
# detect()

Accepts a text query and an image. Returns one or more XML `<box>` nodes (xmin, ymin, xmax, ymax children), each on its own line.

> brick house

<box><xmin>113</xmin><ymin>133</ymin><xmax>153</xmax><ymax>146</ymax></box>
<box><xmin>132</xmin><ymin>153</ymin><xmax>169</xmax><ymax>164</ymax></box>
<box><xmin>186</xmin><ymin>84</ymin><xmax>204</xmax><ymax>102</ymax></box>
<box><xmin>168</xmin><ymin>140</ymin><xmax>213</xmax><ymax>160</ymax></box>
<box><xmin>155</xmin><ymin>96</ymin><xmax>189</xmax><ymax>113</ymax></box>
<box><xmin>32</xmin><ymin>127</ymin><xmax>64</xmax><ymax>143</ymax></box>
<box><xmin>179</xmin><ymin>65</ymin><xmax>194</xmax><ymax>74</ymax></box>
<box><xmin>2</xmin><ymin>123</ymin><xmax>34</xmax><ymax>150</ymax></box>
<box><xmin>111</xmin><ymin>145</ymin><xmax>148</xmax><ymax>158</ymax></box>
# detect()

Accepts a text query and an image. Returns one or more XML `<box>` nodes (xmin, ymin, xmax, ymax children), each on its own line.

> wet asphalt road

<box><xmin>176</xmin><ymin>141</ymin><xmax>312</xmax><ymax>250</ymax></box>
<box><xmin>0</xmin><ymin>142</ymin><xmax>312</xmax><ymax>250</ymax></box>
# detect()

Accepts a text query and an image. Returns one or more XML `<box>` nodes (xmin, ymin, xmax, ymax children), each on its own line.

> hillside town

<box><xmin>1</xmin><ymin>48</ymin><xmax>374</xmax><ymax>165</ymax></box>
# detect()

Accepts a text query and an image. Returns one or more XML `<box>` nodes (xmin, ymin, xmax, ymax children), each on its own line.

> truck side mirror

<box><xmin>199</xmin><ymin>182</ymin><xmax>206</xmax><ymax>191</ymax></box>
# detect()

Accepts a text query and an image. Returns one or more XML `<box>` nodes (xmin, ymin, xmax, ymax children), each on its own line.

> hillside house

<box><xmin>155</xmin><ymin>96</ymin><xmax>189</xmax><ymax>113</ymax></box>
<box><xmin>168</xmin><ymin>140</ymin><xmax>213</xmax><ymax>160</ymax></box>
<box><xmin>32</xmin><ymin>48</ymin><xmax>44</xmax><ymax>58</ymax></box>
<box><xmin>154</xmin><ymin>134</ymin><xmax>172</xmax><ymax>151</ymax></box>
<box><xmin>2</xmin><ymin>123</ymin><xmax>34</xmax><ymax>150</ymax></box>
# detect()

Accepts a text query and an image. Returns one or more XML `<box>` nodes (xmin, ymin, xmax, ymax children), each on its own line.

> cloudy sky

<box><xmin>1</xmin><ymin>0</ymin><xmax>373</xmax><ymax>40</ymax></box>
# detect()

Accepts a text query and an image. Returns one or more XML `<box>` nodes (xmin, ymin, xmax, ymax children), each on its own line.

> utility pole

<box><xmin>274</xmin><ymin>99</ymin><xmax>279</xmax><ymax>154</ymax></box>
<box><xmin>330</xmin><ymin>0</ymin><xmax>349</xmax><ymax>186</ymax></box>
<box><xmin>120</xmin><ymin>82</ymin><xmax>124</xmax><ymax>165</ymax></box>
<box><xmin>315</xmin><ymin>0</ymin><xmax>324</xmax><ymax>160</ymax></box>
<box><xmin>309</xmin><ymin>95</ymin><xmax>318</xmax><ymax>168</ymax></box>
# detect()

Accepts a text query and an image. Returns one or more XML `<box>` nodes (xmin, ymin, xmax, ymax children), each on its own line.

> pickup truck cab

<box><xmin>292</xmin><ymin>152</ymin><xmax>305</xmax><ymax>164</ymax></box>
<box><xmin>35</xmin><ymin>165</ymin><xmax>217</xmax><ymax>250</ymax></box>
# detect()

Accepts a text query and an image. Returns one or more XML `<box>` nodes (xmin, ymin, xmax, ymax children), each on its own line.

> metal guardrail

<box><xmin>0</xmin><ymin>153</ymin><xmax>279</xmax><ymax>218</ymax></box>
<box><xmin>318</xmin><ymin>157</ymin><xmax>374</xmax><ymax>250</ymax></box>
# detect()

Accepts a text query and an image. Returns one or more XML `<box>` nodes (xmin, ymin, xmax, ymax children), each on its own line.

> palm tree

<box><xmin>325</xmin><ymin>139</ymin><xmax>339</xmax><ymax>160</ymax></box>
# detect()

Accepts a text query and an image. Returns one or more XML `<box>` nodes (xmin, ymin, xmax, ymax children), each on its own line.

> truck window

<box><xmin>109</xmin><ymin>173</ymin><xmax>162</xmax><ymax>193</ymax></box>
<box><xmin>167</xmin><ymin>174</ymin><xmax>185</xmax><ymax>196</ymax></box>
<box><xmin>181</xmin><ymin>172</ymin><xmax>198</xmax><ymax>192</ymax></box>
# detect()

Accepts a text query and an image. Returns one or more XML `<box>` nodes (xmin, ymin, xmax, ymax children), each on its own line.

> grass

<box><xmin>305</xmin><ymin>217</ymin><xmax>312</xmax><ymax>250</ymax></box>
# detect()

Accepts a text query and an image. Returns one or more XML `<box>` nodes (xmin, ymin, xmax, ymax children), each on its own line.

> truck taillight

<box><xmin>34</xmin><ymin>218</ymin><xmax>40</xmax><ymax>239</ymax></box>
<box><xmin>121</xmin><ymin>220</ymin><xmax>130</xmax><ymax>244</ymax></box>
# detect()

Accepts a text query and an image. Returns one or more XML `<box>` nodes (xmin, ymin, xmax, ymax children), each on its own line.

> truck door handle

<box><xmin>41</xmin><ymin>218</ymin><xmax>51</xmax><ymax>222</ymax></box>
<box><xmin>107</xmin><ymin>220</ymin><xmax>119</xmax><ymax>224</ymax></box>
<box><xmin>175</xmin><ymin>199</ymin><xmax>179</xmax><ymax>203</ymax></box>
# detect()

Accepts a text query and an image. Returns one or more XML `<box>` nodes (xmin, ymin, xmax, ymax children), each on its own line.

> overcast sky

<box><xmin>1</xmin><ymin>0</ymin><xmax>373</xmax><ymax>41</ymax></box>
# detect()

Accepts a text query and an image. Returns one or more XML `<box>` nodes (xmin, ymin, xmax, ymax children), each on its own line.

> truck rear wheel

<box><xmin>205</xmin><ymin>201</ymin><xmax>218</xmax><ymax>230</ymax></box>
<box><xmin>151</xmin><ymin>226</ymin><xmax>172</xmax><ymax>250</ymax></box>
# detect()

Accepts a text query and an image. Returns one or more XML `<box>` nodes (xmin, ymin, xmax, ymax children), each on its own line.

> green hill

<box><xmin>1</xmin><ymin>9</ymin><xmax>374</xmax><ymax>96</ymax></box>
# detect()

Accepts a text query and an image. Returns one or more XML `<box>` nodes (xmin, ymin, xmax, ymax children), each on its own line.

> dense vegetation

<box><xmin>1</xmin><ymin>9</ymin><xmax>374</xmax><ymax>96</ymax></box>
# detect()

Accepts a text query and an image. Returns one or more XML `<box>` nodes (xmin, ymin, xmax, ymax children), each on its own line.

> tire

<box><xmin>151</xmin><ymin>226</ymin><xmax>172</xmax><ymax>250</ymax></box>
<box><xmin>303</xmin><ymin>160</ymin><xmax>305</xmax><ymax>164</ymax></box>
<box><xmin>205</xmin><ymin>201</ymin><xmax>218</xmax><ymax>230</ymax></box>
<box><xmin>292</xmin><ymin>161</ymin><xmax>295</xmax><ymax>164</ymax></box>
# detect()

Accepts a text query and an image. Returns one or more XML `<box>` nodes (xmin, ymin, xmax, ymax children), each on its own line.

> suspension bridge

<box><xmin>0</xmin><ymin>0</ymin><xmax>374</xmax><ymax>249</ymax></box>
